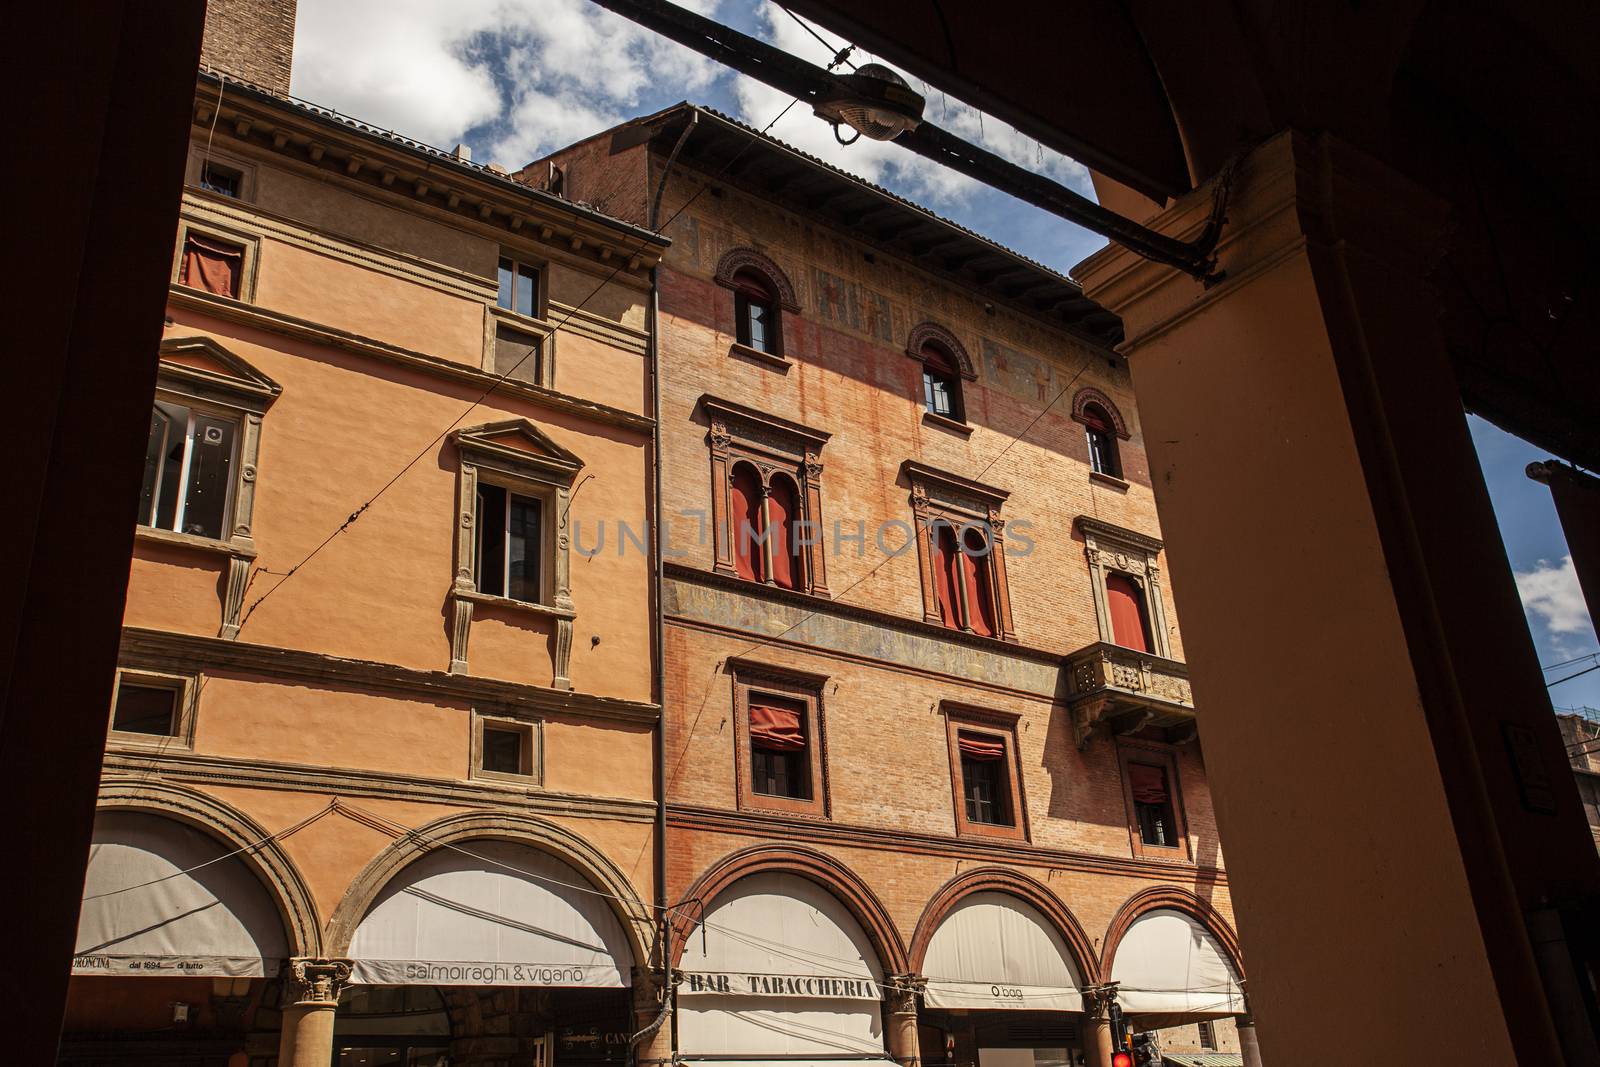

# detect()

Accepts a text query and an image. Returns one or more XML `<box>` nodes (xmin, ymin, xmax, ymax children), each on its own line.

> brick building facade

<box><xmin>537</xmin><ymin>106</ymin><xmax>1256</xmax><ymax>1067</ymax></box>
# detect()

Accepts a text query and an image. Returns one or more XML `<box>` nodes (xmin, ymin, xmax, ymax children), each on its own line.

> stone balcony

<box><xmin>1062</xmin><ymin>642</ymin><xmax>1196</xmax><ymax>749</ymax></box>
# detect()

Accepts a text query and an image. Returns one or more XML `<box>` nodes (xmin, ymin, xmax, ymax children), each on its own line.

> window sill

<box><xmin>739</xmin><ymin>792</ymin><xmax>829</xmax><ymax>820</ymax></box>
<box><xmin>471</xmin><ymin>769</ymin><xmax>544</xmax><ymax>788</ymax></box>
<box><xmin>135</xmin><ymin>526</ymin><xmax>255</xmax><ymax>559</ymax></box>
<box><xmin>454</xmin><ymin>588</ymin><xmax>576</xmax><ymax>620</ymax></box>
<box><xmin>954</xmin><ymin>820</ymin><xmax>1028</xmax><ymax>843</ymax></box>
<box><xmin>489</xmin><ymin>303</ymin><xmax>553</xmax><ymax>333</ymax></box>
<box><xmin>1089</xmin><ymin>469</ymin><xmax>1130</xmax><ymax>490</ymax></box>
<box><xmin>922</xmin><ymin>410</ymin><xmax>973</xmax><ymax>437</ymax></box>
<box><xmin>728</xmin><ymin>340</ymin><xmax>791</xmax><ymax>372</ymax></box>
<box><xmin>105</xmin><ymin>730</ymin><xmax>193</xmax><ymax>752</ymax></box>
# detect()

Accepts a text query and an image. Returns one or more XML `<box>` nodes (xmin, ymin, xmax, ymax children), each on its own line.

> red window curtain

<box><xmin>960</xmin><ymin>528</ymin><xmax>995</xmax><ymax>637</ymax></box>
<box><xmin>730</xmin><ymin>464</ymin><xmax>764</xmax><ymax>582</ymax></box>
<box><xmin>181</xmin><ymin>234</ymin><xmax>243</xmax><ymax>297</ymax></box>
<box><xmin>1081</xmin><ymin>404</ymin><xmax>1112</xmax><ymax>434</ymax></box>
<box><xmin>768</xmin><ymin>476</ymin><xmax>800</xmax><ymax>590</ymax></box>
<box><xmin>933</xmin><ymin>524</ymin><xmax>961</xmax><ymax>627</ymax></box>
<box><xmin>1106</xmin><ymin>573</ymin><xmax>1149</xmax><ymax>652</ymax></box>
<box><xmin>1129</xmin><ymin>763</ymin><xmax>1169</xmax><ymax>804</ymax></box>
<box><xmin>922</xmin><ymin>343</ymin><xmax>958</xmax><ymax>377</ymax></box>
<box><xmin>958</xmin><ymin>732</ymin><xmax>1005</xmax><ymax>760</ymax></box>
<box><xmin>750</xmin><ymin>702</ymin><xmax>805</xmax><ymax>751</ymax></box>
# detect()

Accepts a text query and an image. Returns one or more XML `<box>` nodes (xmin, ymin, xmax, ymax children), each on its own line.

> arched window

<box><xmin>1105</xmin><ymin>573</ymin><xmax>1150</xmax><ymax>652</ymax></box>
<box><xmin>730</xmin><ymin>462</ymin><xmax>764</xmax><ymax>582</ymax></box>
<box><xmin>733</xmin><ymin>269</ymin><xmax>780</xmax><ymax>355</ymax></box>
<box><xmin>1082</xmin><ymin>402</ymin><xmax>1122</xmax><ymax>478</ymax></box>
<box><xmin>961</xmin><ymin>526</ymin><xmax>997</xmax><ymax>637</ymax></box>
<box><xmin>921</xmin><ymin>342</ymin><xmax>965</xmax><ymax>422</ymax></box>
<box><xmin>767</xmin><ymin>474</ymin><xmax>803</xmax><ymax>590</ymax></box>
<box><xmin>932</xmin><ymin>523</ymin><xmax>962</xmax><ymax>628</ymax></box>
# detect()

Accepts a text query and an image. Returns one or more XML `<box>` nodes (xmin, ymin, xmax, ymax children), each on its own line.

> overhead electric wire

<box><xmin>238</xmin><ymin>93</ymin><xmax>804</xmax><ymax>632</ymax></box>
<box><xmin>1549</xmin><ymin>662</ymin><xmax>1600</xmax><ymax>689</ymax></box>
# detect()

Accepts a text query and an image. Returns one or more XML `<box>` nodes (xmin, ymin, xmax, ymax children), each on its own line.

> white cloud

<box><xmin>292</xmin><ymin>0</ymin><xmax>726</xmax><ymax>167</ymax></box>
<box><xmin>1516</xmin><ymin>555</ymin><xmax>1594</xmax><ymax>638</ymax></box>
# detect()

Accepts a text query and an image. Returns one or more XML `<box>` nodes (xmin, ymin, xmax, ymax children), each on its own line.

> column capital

<box><xmin>885</xmin><ymin>973</ymin><xmax>924</xmax><ymax>1014</ymax></box>
<box><xmin>285</xmin><ymin>957</ymin><xmax>353</xmax><ymax>1006</ymax></box>
<box><xmin>1075</xmin><ymin>130</ymin><xmax>1451</xmax><ymax>352</ymax></box>
<box><xmin>1081</xmin><ymin>982</ymin><xmax>1120</xmax><ymax>1017</ymax></box>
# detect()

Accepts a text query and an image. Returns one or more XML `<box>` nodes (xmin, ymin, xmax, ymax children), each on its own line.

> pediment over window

<box><xmin>453</xmin><ymin>419</ymin><xmax>584</xmax><ymax>482</ymax></box>
<box><xmin>902</xmin><ymin>459</ymin><xmax>1008</xmax><ymax>519</ymax></box>
<box><xmin>158</xmin><ymin>336</ymin><xmax>281</xmax><ymax>412</ymax></box>
<box><xmin>699</xmin><ymin>394</ymin><xmax>831</xmax><ymax>461</ymax></box>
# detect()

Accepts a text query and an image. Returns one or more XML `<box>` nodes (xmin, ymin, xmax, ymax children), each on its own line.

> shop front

<box><xmin>915</xmin><ymin>892</ymin><xmax>1092</xmax><ymax>1067</ymax></box>
<box><xmin>676</xmin><ymin>871</ymin><xmax>898</xmax><ymax>1067</ymax></box>
<box><xmin>61</xmin><ymin>808</ymin><xmax>301</xmax><ymax>1066</ymax></box>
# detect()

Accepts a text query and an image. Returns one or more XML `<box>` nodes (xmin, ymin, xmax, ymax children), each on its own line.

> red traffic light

<box><xmin>1111</xmin><ymin>1054</ymin><xmax>1134</xmax><ymax>1067</ymax></box>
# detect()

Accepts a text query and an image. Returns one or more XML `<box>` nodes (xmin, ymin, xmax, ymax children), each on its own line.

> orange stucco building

<box><xmin>62</xmin><ymin>8</ymin><xmax>672</xmax><ymax>1064</ymax></box>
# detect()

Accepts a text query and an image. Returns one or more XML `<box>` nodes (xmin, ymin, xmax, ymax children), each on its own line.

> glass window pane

<box><xmin>497</xmin><ymin>257</ymin><xmax>515</xmax><ymax>310</ymax></box>
<box><xmin>476</xmin><ymin>484</ymin><xmax>507</xmax><ymax>596</ymax></box>
<box><xmin>747</xmin><ymin>300</ymin><xmax>768</xmax><ymax>351</ymax></box>
<box><xmin>113</xmin><ymin>682</ymin><xmax>177</xmax><ymax>735</ymax></box>
<box><xmin>517</xmin><ymin>264</ymin><xmax>538</xmax><ymax>315</ymax></box>
<box><xmin>482</xmin><ymin>727</ymin><xmax>523</xmax><ymax>774</ymax></box>
<box><xmin>140</xmin><ymin>408</ymin><xmax>170</xmax><ymax>526</ymax></box>
<box><xmin>152</xmin><ymin>401</ymin><xmax>188</xmax><ymax>531</ymax></box>
<box><xmin>181</xmin><ymin>414</ymin><xmax>237</xmax><ymax>539</ymax></box>
<box><xmin>508</xmin><ymin>494</ymin><xmax>542</xmax><ymax>602</ymax></box>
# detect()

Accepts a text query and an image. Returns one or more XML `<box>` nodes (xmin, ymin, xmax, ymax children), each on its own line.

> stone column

<box><xmin>1075</xmin><ymin>130</ymin><xmax>1600</xmax><ymax>1066</ymax></box>
<box><xmin>631</xmin><ymin>966</ymin><xmax>673</xmax><ymax>1067</ymax></box>
<box><xmin>885</xmin><ymin>977</ymin><xmax>923</xmax><ymax>1067</ymax></box>
<box><xmin>277</xmin><ymin>958</ymin><xmax>351</xmax><ymax>1067</ymax></box>
<box><xmin>1236</xmin><ymin>1014</ymin><xmax>1263</xmax><ymax>1067</ymax></box>
<box><xmin>1081</xmin><ymin>985</ymin><xmax>1117</xmax><ymax>1067</ymax></box>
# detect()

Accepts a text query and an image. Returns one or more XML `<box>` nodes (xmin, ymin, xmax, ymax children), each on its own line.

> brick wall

<box><xmin>200</xmin><ymin>0</ymin><xmax>296</xmax><ymax>95</ymax></box>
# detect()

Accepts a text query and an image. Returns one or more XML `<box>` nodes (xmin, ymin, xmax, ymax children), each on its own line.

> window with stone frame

<box><xmin>905</xmin><ymin>323</ymin><xmax>977</xmax><ymax>433</ymax></box>
<box><xmin>448</xmin><ymin>419</ymin><xmax>583</xmax><ymax>689</ymax></box>
<box><xmin>108</xmin><ymin>667</ymin><xmax>198</xmax><ymax>749</ymax></box>
<box><xmin>471</xmin><ymin>709</ymin><xmax>543</xmax><ymax>785</ymax></box>
<box><xmin>942</xmin><ymin>703</ymin><xmax>1027</xmax><ymax>842</ymax></box>
<box><xmin>702</xmin><ymin>395</ymin><xmax>831</xmax><ymax>596</ymax></box>
<box><xmin>173</xmin><ymin>220</ymin><xmax>258</xmax><ymax>301</ymax></box>
<box><xmin>1071</xmin><ymin>387</ymin><xmax>1131</xmax><ymax>485</ymax></box>
<box><xmin>1076</xmin><ymin>515</ymin><xmax>1173</xmax><ymax>659</ymax></box>
<box><xmin>714</xmin><ymin>248</ymin><xmax>801</xmax><ymax>368</ymax></box>
<box><xmin>139</xmin><ymin>337</ymin><xmax>280</xmax><ymax>641</ymax></box>
<box><xmin>731</xmin><ymin>661</ymin><xmax>829</xmax><ymax>819</ymax></box>
<box><xmin>1116</xmin><ymin>741</ymin><xmax>1190</xmax><ymax>860</ymax></box>
<box><xmin>904</xmin><ymin>460</ymin><xmax>1017</xmax><ymax>641</ymax></box>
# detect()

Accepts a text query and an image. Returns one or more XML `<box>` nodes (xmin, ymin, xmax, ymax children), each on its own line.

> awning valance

<box><xmin>921</xmin><ymin>891</ymin><xmax>1085</xmax><ymax>1012</ymax></box>
<box><xmin>347</xmin><ymin>841</ymin><xmax>632</xmax><ymax>987</ymax></box>
<box><xmin>678</xmin><ymin>872</ymin><xmax>886</xmax><ymax>1058</ymax></box>
<box><xmin>1111</xmin><ymin>909</ymin><xmax>1244</xmax><ymax>1016</ymax></box>
<box><xmin>73</xmin><ymin>811</ymin><xmax>289</xmax><ymax>978</ymax></box>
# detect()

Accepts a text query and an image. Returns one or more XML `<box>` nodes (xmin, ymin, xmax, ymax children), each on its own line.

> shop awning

<box><xmin>678</xmin><ymin>872</ymin><xmax>887</xmax><ymax>1058</ymax></box>
<box><xmin>347</xmin><ymin>841</ymin><xmax>632</xmax><ymax>987</ymax></box>
<box><xmin>921</xmin><ymin>892</ymin><xmax>1085</xmax><ymax>1012</ymax></box>
<box><xmin>73</xmin><ymin>811</ymin><xmax>289</xmax><ymax>978</ymax></box>
<box><xmin>1111</xmin><ymin>909</ymin><xmax>1244</xmax><ymax>1017</ymax></box>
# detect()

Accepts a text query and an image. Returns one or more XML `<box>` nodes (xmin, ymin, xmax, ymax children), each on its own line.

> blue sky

<box><xmin>292</xmin><ymin>0</ymin><xmax>1594</xmax><ymax>709</ymax></box>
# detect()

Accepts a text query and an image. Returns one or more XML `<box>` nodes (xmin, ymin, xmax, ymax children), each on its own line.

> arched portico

<box><xmin>1102</xmin><ymin>887</ymin><xmax>1246</xmax><ymax>1023</ymax></box>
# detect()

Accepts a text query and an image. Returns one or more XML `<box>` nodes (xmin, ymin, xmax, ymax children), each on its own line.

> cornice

<box><xmin>664</xmin><ymin>562</ymin><xmax>1063</xmax><ymax>668</ymax></box>
<box><xmin>119</xmin><ymin>626</ymin><xmax>660</xmax><ymax>726</ymax></box>
<box><xmin>103</xmin><ymin>749</ymin><xmax>657</xmax><ymax>823</ymax></box>
<box><xmin>166</xmin><ymin>287</ymin><xmax>653</xmax><ymax>434</ymax></box>
<box><xmin>665</xmin><ymin>803</ymin><xmax>1227</xmax><ymax>885</ymax></box>
<box><xmin>193</xmin><ymin>75</ymin><xmax>667</xmax><ymax>275</ymax></box>
<box><xmin>1074</xmin><ymin>515</ymin><xmax>1165</xmax><ymax>555</ymax></box>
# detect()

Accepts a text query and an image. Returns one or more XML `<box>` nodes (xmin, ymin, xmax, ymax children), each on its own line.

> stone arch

<box><xmin>95</xmin><ymin>776</ymin><xmax>323</xmax><ymax>958</ymax></box>
<box><xmin>1100</xmin><ymin>885</ymin><xmax>1245</xmax><ymax>981</ymax></box>
<box><xmin>1071</xmin><ymin>386</ymin><xmax>1130</xmax><ymax>439</ymax></box>
<box><xmin>670</xmin><ymin>844</ymin><xmax>909</xmax><ymax>975</ymax></box>
<box><xmin>714</xmin><ymin>247</ymin><xmax>801</xmax><ymax>312</ymax></box>
<box><xmin>909</xmin><ymin>866</ymin><xmax>1102</xmax><ymax>984</ymax></box>
<box><xmin>906</xmin><ymin>321</ymin><xmax>977</xmax><ymax>380</ymax></box>
<box><xmin>323</xmin><ymin>810</ymin><xmax>652</xmax><ymax>970</ymax></box>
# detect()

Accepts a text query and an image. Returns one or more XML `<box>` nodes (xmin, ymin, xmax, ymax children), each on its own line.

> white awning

<box><xmin>73</xmin><ymin>811</ymin><xmax>289</xmax><ymax>978</ymax></box>
<box><xmin>678</xmin><ymin>872</ymin><xmax>886</xmax><ymax>1058</ymax></box>
<box><xmin>1110</xmin><ymin>909</ymin><xmax>1245</xmax><ymax>1016</ymax></box>
<box><xmin>347</xmin><ymin>841</ymin><xmax>632</xmax><ymax>987</ymax></box>
<box><xmin>921</xmin><ymin>891</ymin><xmax>1085</xmax><ymax>1012</ymax></box>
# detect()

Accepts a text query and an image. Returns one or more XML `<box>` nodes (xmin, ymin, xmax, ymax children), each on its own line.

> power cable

<box><xmin>238</xmin><ymin>96</ymin><xmax>801</xmax><ymax>631</ymax></box>
<box><xmin>1549</xmin><ymin>662</ymin><xmax>1600</xmax><ymax>689</ymax></box>
<box><xmin>778</xmin><ymin>5</ymin><xmax>856</xmax><ymax>70</ymax></box>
